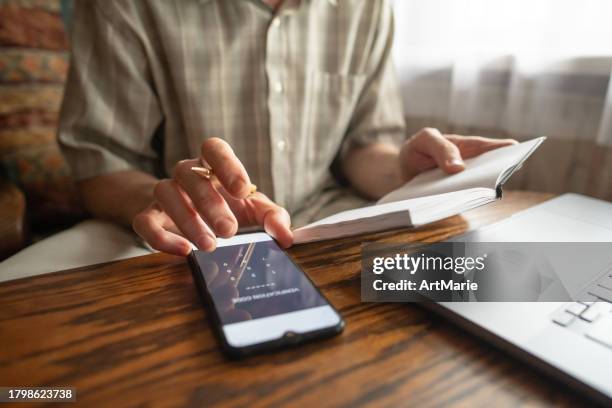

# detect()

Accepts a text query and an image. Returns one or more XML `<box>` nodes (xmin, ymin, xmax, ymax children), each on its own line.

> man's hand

<box><xmin>133</xmin><ymin>138</ymin><xmax>292</xmax><ymax>256</ymax></box>
<box><xmin>399</xmin><ymin>128</ymin><xmax>517</xmax><ymax>182</ymax></box>
<box><xmin>342</xmin><ymin>128</ymin><xmax>517</xmax><ymax>200</ymax></box>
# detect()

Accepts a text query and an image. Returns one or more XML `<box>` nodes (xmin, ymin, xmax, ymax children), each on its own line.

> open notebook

<box><xmin>293</xmin><ymin>136</ymin><xmax>546</xmax><ymax>244</ymax></box>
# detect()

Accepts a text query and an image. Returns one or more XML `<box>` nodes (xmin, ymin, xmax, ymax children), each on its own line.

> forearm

<box><xmin>342</xmin><ymin>142</ymin><xmax>404</xmax><ymax>200</ymax></box>
<box><xmin>77</xmin><ymin>170</ymin><xmax>158</xmax><ymax>227</ymax></box>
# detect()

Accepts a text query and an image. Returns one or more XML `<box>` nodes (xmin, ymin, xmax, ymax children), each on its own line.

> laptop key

<box><xmin>585</xmin><ymin>316</ymin><xmax>612</xmax><ymax>348</ymax></box>
<box><xmin>598</xmin><ymin>274</ymin><xmax>612</xmax><ymax>291</ymax></box>
<box><xmin>588</xmin><ymin>285</ymin><xmax>612</xmax><ymax>302</ymax></box>
<box><xmin>552</xmin><ymin>310</ymin><xmax>575</xmax><ymax>327</ymax></box>
<box><xmin>578</xmin><ymin>293</ymin><xmax>598</xmax><ymax>304</ymax></box>
<box><xmin>580</xmin><ymin>302</ymin><xmax>609</xmax><ymax>323</ymax></box>
<box><xmin>565</xmin><ymin>302</ymin><xmax>587</xmax><ymax>316</ymax></box>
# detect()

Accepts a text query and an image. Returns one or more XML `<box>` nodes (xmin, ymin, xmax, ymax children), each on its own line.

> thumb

<box><xmin>416</xmin><ymin>128</ymin><xmax>465</xmax><ymax>174</ymax></box>
<box><xmin>246</xmin><ymin>193</ymin><xmax>294</xmax><ymax>248</ymax></box>
<box><xmin>263</xmin><ymin>207</ymin><xmax>293</xmax><ymax>249</ymax></box>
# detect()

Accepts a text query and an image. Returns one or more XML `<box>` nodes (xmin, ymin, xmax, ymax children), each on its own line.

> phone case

<box><xmin>188</xmin><ymin>250</ymin><xmax>345</xmax><ymax>358</ymax></box>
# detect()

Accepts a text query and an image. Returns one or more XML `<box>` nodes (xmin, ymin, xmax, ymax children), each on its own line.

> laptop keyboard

<box><xmin>552</xmin><ymin>269</ymin><xmax>612</xmax><ymax>349</ymax></box>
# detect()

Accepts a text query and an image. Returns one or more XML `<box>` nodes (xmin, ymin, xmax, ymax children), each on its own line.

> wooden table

<box><xmin>0</xmin><ymin>192</ymin><xmax>591</xmax><ymax>407</ymax></box>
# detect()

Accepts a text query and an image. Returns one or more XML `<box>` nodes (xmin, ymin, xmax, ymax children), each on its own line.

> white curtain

<box><xmin>392</xmin><ymin>0</ymin><xmax>612</xmax><ymax>199</ymax></box>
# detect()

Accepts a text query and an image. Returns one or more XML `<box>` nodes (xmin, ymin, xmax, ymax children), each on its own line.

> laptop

<box><xmin>427</xmin><ymin>193</ymin><xmax>612</xmax><ymax>404</ymax></box>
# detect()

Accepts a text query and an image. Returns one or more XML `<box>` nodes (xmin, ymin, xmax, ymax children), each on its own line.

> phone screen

<box><xmin>192</xmin><ymin>235</ymin><xmax>329</xmax><ymax>326</ymax></box>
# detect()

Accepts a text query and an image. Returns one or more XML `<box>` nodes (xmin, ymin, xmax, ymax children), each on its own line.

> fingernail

<box><xmin>197</xmin><ymin>235</ymin><xmax>215</xmax><ymax>251</ymax></box>
<box><xmin>447</xmin><ymin>159</ymin><xmax>464</xmax><ymax>167</ymax></box>
<box><xmin>215</xmin><ymin>218</ymin><xmax>235</xmax><ymax>237</ymax></box>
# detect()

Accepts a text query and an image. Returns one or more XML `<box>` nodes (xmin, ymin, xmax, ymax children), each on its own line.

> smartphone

<box><xmin>188</xmin><ymin>232</ymin><xmax>344</xmax><ymax>357</ymax></box>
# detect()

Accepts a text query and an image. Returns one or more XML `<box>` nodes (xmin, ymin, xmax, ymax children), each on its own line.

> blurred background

<box><xmin>393</xmin><ymin>0</ymin><xmax>612</xmax><ymax>200</ymax></box>
<box><xmin>1</xmin><ymin>0</ymin><xmax>611</xmax><ymax>259</ymax></box>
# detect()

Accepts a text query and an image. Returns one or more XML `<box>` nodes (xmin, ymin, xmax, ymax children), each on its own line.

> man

<box><xmin>58</xmin><ymin>0</ymin><xmax>514</xmax><ymax>258</ymax></box>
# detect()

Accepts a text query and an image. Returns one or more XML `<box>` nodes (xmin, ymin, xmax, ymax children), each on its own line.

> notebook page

<box><xmin>293</xmin><ymin>189</ymin><xmax>492</xmax><ymax>244</ymax></box>
<box><xmin>378</xmin><ymin>137</ymin><xmax>545</xmax><ymax>204</ymax></box>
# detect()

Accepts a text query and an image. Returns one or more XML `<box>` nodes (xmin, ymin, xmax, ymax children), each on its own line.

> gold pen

<box><xmin>191</xmin><ymin>166</ymin><xmax>258</xmax><ymax>196</ymax></box>
<box><xmin>235</xmin><ymin>242</ymin><xmax>256</xmax><ymax>284</ymax></box>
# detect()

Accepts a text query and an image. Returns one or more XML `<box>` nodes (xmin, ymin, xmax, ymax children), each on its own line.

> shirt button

<box><xmin>276</xmin><ymin>139</ymin><xmax>287</xmax><ymax>151</ymax></box>
<box><xmin>273</xmin><ymin>81</ymin><xmax>284</xmax><ymax>93</ymax></box>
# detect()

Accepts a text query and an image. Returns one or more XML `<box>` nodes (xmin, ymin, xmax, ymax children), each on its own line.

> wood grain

<box><xmin>0</xmin><ymin>192</ymin><xmax>592</xmax><ymax>407</ymax></box>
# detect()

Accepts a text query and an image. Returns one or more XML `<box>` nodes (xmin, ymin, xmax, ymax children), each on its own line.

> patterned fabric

<box><xmin>0</xmin><ymin>2</ymin><xmax>67</xmax><ymax>49</ymax></box>
<box><xmin>0</xmin><ymin>50</ymin><xmax>68</xmax><ymax>82</ymax></box>
<box><xmin>58</xmin><ymin>0</ymin><xmax>406</xmax><ymax>225</ymax></box>
<box><xmin>0</xmin><ymin>0</ymin><xmax>60</xmax><ymax>13</ymax></box>
<box><xmin>0</xmin><ymin>0</ymin><xmax>82</xmax><ymax>229</ymax></box>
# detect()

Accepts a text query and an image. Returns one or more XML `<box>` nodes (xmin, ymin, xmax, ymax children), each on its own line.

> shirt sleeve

<box><xmin>338</xmin><ymin>0</ymin><xmax>406</xmax><ymax>160</ymax></box>
<box><xmin>58</xmin><ymin>1</ymin><xmax>163</xmax><ymax>181</ymax></box>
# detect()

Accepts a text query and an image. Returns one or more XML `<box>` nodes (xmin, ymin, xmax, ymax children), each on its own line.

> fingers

<box><xmin>263</xmin><ymin>207</ymin><xmax>293</xmax><ymax>249</ymax></box>
<box><xmin>243</xmin><ymin>193</ymin><xmax>293</xmax><ymax>248</ymax></box>
<box><xmin>201</xmin><ymin>137</ymin><xmax>252</xmax><ymax>199</ymax></box>
<box><xmin>133</xmin><ymin>204</ymin><xmax>193</xmax><ymax>256</ymax></box>
<box><xmin>445</xmin><ymin>135</ymin><xmax>517</xmax><ymax>159</ymax></box>
<box><xmin>411</xmin><ymin>128</ymin><xmax>465</xmax><ymax>174</ymax></box>
<box><xmin>141</xmin><ymin>137</ymin><xmax>292</xmax><ymax>253</ymax></box>
<box><xmin>408</xmin><ymin>129</ymin><xmax>517</xmax><ymax>175</ymax></box>
<box><xmin>153</xmin><ymin>179</ymin><xmax>217</xmax><ymax>252</ymax></box>
<box><xmin>173</xmin><ymin>158</ymin><xmax>238</xmax><ymax>238</ymax></box>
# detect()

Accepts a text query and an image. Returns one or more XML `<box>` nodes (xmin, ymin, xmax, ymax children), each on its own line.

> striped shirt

<box><xmin>58</xmin><ymin>0</ymin><xmax>406</xmax><ymax>226</ymax></box>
